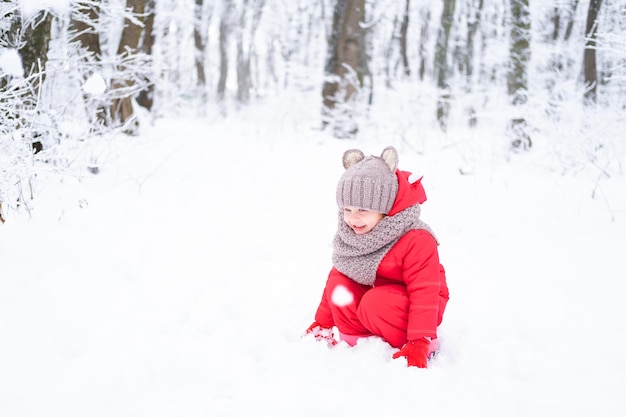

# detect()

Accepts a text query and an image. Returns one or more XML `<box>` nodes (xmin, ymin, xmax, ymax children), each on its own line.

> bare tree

<box><xmin>236</xmin><ymin>0</ymin><xmax>265</xmax><ymax>104</ymax></box>
<box><xmin>551</xmin><ymin>0</ymin><xmax>579</xmax><ymax>42</ymax></box>
<box><xmin>70</xmin><ymin>1</ymin><xmax>102</xmax><ymax>57</ymax></box>
<box><xmin>110</xmin><ymin>0</ymin><xmax>149</xmax><ymax>132</ymax></box>
<box><xmin>399</xmin><ymin>0</ymin><xmax>410</xmax><ymax>77</ymax></box>
<box><xmin>466</xmin><ymin>0</ymin><xmax>483</xmax><ymax>125</ymax></box>
<box><xmin>0</xmin><ymin>3</ymin><xmax>53</xmax><ymax>99</ymax></box>
<box><xmin>583</xmin><ymin>0</ymin><xmax>603</xmax><ymax>104</ymax></box>
<box><xmin>0</xmin><ymin>4</ymin><xmax>54</xmax><ymax>152</ymax></box>
<box><xmin>17</xmin><ymin>9</ymin><xmax>54</xmax><ymax>92</ymax></box>
<box><xmin>1</xmin><ymin>1</ymin><xmax>23</xmax><ymax>92</ymax></box>
<box><xmin>507</xmin><ymin>0</ymin><xmax>531</xmax><ymax>150</ymax></box>
<box><xmin>435</xmin><ymin>0</ymin><xmax>456</xmax><ymax>131</ymax></box>
<box><xmin>217</xmin><ymin>0</ymin><xmax>234</xmax><ymax>105</ymax></box>
<box><xmin>194</xmin><ymin>0</ymin><xmax>207</xmax><ymax>89</ymax></box>
<box><xmin>417</xmin><ymin>6</ymin><xmax>431</xmax><ymax>81</ymax></box>
<box><xmin>1</xmin><ymin>0</ymin><xmax>20</xmax><ymax>48</ymax></box>
<box><xmin>136</xmin><ymin>0</ymin><xmax>155</xmax><ymax>111</ymax></box>
<box><xmin>193</xmin><ymin>0</ymin><xmax>216</xmax><ymax>107</ymax></box>
<box><xmin>383</xmin><ymin>0</ymin><xmax>411</xmax><ymax>87</ymax></box>
<box><xmin>214</xmin><ymin>0</ymin><xmax>267</xmax><ymax>110</ymax></box>
<box><xmin>321</xmin><ymin>0</ymin><xmax>366</xmax><ymax>138</ymax></box>
<box><xmin>70</xmin><ymin>0</ymin><xmax>108</xmax><ymax>127</ymax></box>
<box><xmin>0</xmin><ymin>2</ymin><xmax>54</xmax><ymax>215</ymax></box>
<box><xmin>541</xmin><ymin>0</ymin><xmax>579</xmax><ymax>120</ymax></box>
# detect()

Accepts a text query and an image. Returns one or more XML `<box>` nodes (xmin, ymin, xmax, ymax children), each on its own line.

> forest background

<box><xmin>0</xmin><ymin>0</ymin><xmax>625</xmax><ymax>220</ymax></box>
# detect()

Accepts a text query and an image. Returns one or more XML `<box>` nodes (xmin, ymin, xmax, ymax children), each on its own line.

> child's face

<box><xmin>342</xmin><ymin>206</ymin><xmax>384</xmax><ymax>235</ymax></box>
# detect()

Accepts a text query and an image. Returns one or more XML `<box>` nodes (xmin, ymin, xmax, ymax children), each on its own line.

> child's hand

<box><xmin>304</xmin><ymin>322</ymin><xmax>337</xmax><ymax>346</ymax></box>
<box><xmin>392</xmin><ymin>338</ymin><xmax>430</xmax><ymax>368</ymax></box>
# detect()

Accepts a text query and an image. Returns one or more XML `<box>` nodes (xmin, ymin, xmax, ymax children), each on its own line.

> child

<box><xmin>305</xmin><ymin>146</ymin><xmax>449</xmax><ymax>368</ymax></box>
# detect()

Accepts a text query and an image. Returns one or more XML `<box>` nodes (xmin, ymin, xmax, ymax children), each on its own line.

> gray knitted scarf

<box><xmin>332</xmin><ymin>204</ymin><xmax>437</xmax><ymax>286</ymax></box>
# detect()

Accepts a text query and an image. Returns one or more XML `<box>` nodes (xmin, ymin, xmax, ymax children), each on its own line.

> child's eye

<box><xmin>358</xmin><ymin>208</ymin><xmax>368</xmax><ymax>212</ymax></box>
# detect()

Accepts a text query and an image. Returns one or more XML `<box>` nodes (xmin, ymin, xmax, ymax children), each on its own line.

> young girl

<box><xmin>305</xmin><ymin>146</ymin><xmax>449</xmax><ymax>368</ymax></box>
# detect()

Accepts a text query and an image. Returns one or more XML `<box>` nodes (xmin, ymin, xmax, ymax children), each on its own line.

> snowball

<box><xmin>0</xmin><ymin>48</ymin><xmax>23</xmax><ymax>77</ymax></box>
<box><xmin>331</xmin><ymin>285</ymin><xmax>354</xmax><ymax>307</ymax></box>
<box><xmin>82</xmin><ymin>72</ymin><xmax>107</xmax><ymax>95</ymax></box>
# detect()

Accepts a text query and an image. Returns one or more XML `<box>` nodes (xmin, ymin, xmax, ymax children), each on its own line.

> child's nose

<box><xmin>347</xmin><ymin>212</ymin><xmax>360</xmax><ymax>221</ymax></box>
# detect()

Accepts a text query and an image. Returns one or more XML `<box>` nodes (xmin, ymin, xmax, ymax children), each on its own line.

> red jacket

<box><xmin>375</xmin><ymin>228</ymin><xmax>448</xmax><ymax>339</ymax></box>
<box><xmin>318</xmin><ymin>170</ymin><xmax>449</xmax><ymax>340</ymax></box>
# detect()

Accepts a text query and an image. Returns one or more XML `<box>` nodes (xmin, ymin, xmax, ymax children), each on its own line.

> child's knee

<box><xmin>357</xmin><ymin>286</ymin><xmax>409</xmax><ymax>347</ymax></box>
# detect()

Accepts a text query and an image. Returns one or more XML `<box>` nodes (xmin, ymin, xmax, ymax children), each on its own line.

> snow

<box><xmin>82</xmin><ymin>72</ymin><xmax>107</xmax><ymax>95</ymax></box>
<box><xmin>19</xmin><ymin>0</ymin><xmax>70</xmax><ymax>18</ymax></box>
<box><xmin>0</xmin><ymin>47</ymin><xmax>23</xmax><ymax>77</ymax></box>
<box><xmin>331</xmin><ymin>285</ymin><xmax>354</xmax><ymax>307</ymax></box>
<box><xmin>1</xmin><ymin>91</ymin><xmax>626</xmax><ymax>416</ymax></box>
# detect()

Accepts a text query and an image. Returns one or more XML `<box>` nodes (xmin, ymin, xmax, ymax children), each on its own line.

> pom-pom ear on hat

<box><xmin>342</xmin><ymin>149</ymin><xmax>365</xmax><ymax>169</ymax></box>
<box><xmin>336</xmin><ymin>146</ymin><xmax>400</xmax><ymax>214</ymax></box>
<box><xmin>380</xmin><ymin>146</ymin><xmax>398</xmax><ymax>173</ymax></box>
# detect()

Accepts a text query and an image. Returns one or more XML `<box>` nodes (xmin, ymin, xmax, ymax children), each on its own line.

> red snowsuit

<box><xmin>314</xmin><ymin>171</ymin><xmax>449</xmax><ymax>348</ymax></box>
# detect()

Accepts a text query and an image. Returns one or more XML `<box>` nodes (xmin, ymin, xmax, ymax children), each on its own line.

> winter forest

<box><xmin>1</xmin><ymin>0</ymin><xmax>625</xmax><ymax>221</ymax></box>
<box><xmin>2</xmin><ymin>1</ymin><xmax>626</xmax><ymax>415</ymax></box>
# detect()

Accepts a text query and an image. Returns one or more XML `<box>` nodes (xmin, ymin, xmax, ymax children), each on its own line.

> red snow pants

<box><xmin>314</xmin><ymin>269</ymin><xmax>414</xmax><ymax>349</ymax></box>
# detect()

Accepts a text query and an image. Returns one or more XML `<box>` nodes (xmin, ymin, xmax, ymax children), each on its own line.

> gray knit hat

<box><xmin>336</xmin><ymin>146</ymin><xmax>399</xmax><ymax>214</ymax></box>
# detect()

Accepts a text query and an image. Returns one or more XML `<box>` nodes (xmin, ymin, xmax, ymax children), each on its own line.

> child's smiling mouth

<box><xmin>350</xmin><ymin>224</ymin><xmax>367</xmax><ymax>233</ymax></box>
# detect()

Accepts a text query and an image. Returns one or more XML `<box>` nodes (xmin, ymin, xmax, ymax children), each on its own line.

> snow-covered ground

<box><xmin>2</xmin><ymin>92</ymin><xmax>626</xmax><ymax>416</ymax></box>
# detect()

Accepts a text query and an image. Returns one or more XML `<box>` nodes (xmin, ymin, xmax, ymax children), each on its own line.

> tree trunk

<box><xmin>583</xmin><ymin>0</ymin><xmax>603</xmax><ymax>104</ymax></box>
<box><xmin>508</xmin><ymin>0</ymin><xmax>531</xmax><ymax>149</ymax></box>
<box><xmin>193</xmin><ymin>0</ymin><xmax>207</xmax><ymax>89</ymax></box>
<box><xmin>236</xmin><ymin>0</ymin><xmax>264</xmax><ymax>104</ymax></box>
<box><xmin>217</xmin><ymin>0</ymin><xmax>234</xmax><ymax>104</ymax></box>
<box><xmin>399</xmin><ymin>0</ymin><xmax>410</xmax><ymax>77</ymax></box>
<box><xmin>70</xmin><ymin>1</ymin><xmax>110</xmax><ymax>128</ymax></box>
<box><xmin>18</xmin><ymin>9</ymin><xmax>53</xmax><ymax>92</ymax></box>
<box><xmin>547</xmin><ymin>0</ymin><xmax>579</xmax><ymax>78</ymax></box>
<box><xmin>236</xmin><ymin>4</ymin><xmax>249</xmax><ymax>104</ymax></box>
<box><xmin>552</xmin><ymin>0</ymin><xmax>579</xmax><ymax>42</ymax></box>
<box><xmin>70</xmin><ymin>1</ymin><xmax>102</xmax><ymax>57</ymax></box>
<box><xmin>321</xmin><ymin>0</ymin><xmax>345</xmax><ymax>114</ymax></box>
<box><xmin>1</xmin><ymin>1</ymin><xmax>22</xmax><ymax>89</ymax></box>
<box><xmin>193</xmin><ymin>0</ymin><xmax>213</xmax><ymax>104</ymax></box>
<box><xmin>435</xmin><ymin>0</ymin><xmax>456</xmax><ymax>131</ymax></box>
<box><xmin>563</xmin><ymin>0</ymin><xmax>579</xmax><ymax>42</ymax></box>
<box><xmin>417</xmin><ymin>7</ymin><xmax>430</xmax><ymax>81</ymax></box>
<box><xmin>1</xmin><ymin>0</ymin><xmax>20</xmax><ymax>47</ymax></box>
<box><xmin>321</xmin><ymin>0</ymin><xmax>365</xmax><ymax>138</ymax></box>
<box><xmin>466</xmin><ymin>0</ymin><xmax>483</xmax><ymax>80</ymax></box>
<box><xmin>465</xmin><ymin>0</ymin><xmax>483</xmax><ymax>126</ymax></box>
<box><xmin>136</xmin><ymin>0</ymin><xmax>156</xmax><ymax>111</ymax></box>
<box><xmin>5</xmin><ymin>6</ymin><xmax>53</xmax><ymax>152</ymax></box>
<box><xmin>382</xmin><ymin>9</ymin><xmax>399</xmax><ymax>87</ymax></box>
<box><xmin>110</xmin><ymin>0</ymin><xmax>148</xmax><ymax>131</ymax></box>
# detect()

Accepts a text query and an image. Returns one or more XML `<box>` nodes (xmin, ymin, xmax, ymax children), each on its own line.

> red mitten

<box><xmin>392</xmin><ymin>338</ymin><xmax>430</xmax><ymax>368</ymax></box>
<box><xmin>304</xmin><ymin>322</ymin><xmax>337</xmax><ymax>346</ymax></box>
